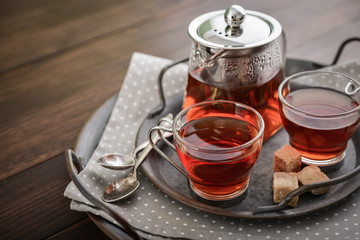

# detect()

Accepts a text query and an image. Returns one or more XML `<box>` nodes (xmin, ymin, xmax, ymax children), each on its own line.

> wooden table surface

<box><xmin>1</xmin><ymin>0</ymin><xmax>359</xmax><ymax>239</ymax></box>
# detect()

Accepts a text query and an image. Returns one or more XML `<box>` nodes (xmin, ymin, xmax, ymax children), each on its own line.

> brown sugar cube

<box><xmin>273</xmin><ymin>172</ymin><xmax>299</xmax><ymax>207</ymax></box>
<box><xmin>274</xmin><ymin>144</ymin><xmax>302</xmax><ymax>173</ymax></box>
<box><xmin>297</xmin><ymin>165</ymin><xmax>330</xmax><ymax>195</ymax></box>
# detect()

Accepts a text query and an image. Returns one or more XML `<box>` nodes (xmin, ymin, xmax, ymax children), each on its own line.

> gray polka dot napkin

<box><xmin>64</xmin><ymin>53</ymin><xmax>360</xmax><ymax>240</ymax></box>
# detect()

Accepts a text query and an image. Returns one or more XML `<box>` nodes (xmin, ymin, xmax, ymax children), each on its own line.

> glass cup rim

<box><xmin>278</xmin><ymin>70</ymin><xmax>360</xmax><ymax>118</ymax></box>
<box><xmin>172</xmin><ymin>100</ymin><xmax>265</xmax><ymax>153</ymax></box>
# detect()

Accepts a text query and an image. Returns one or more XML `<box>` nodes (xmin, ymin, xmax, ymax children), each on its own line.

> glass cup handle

<box><xmin>156</xmin><ymin>115</ymin><xmax>176</xmax><ymax>152</ymax></box>
<box><xmin>148</xmin><ymin>125</ymin><xmax>189</xmax><ymax>178</ymax></box>
<box><xmin>345</xmin><ymin>82</ymin><xmax>360</xmax><ymax>95</ymax></box>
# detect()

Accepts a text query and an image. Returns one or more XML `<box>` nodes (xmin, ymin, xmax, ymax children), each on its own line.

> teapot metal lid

<box><xmin>188</xmin><ymin>5</ymin><xmax>282</xmax><ymax>50</ymax></box>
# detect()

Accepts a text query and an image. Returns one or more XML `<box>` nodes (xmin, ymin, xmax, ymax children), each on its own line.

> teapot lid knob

<box><xmin>188</xmin><ymin>4</ymin><xmax>282</xmax><ymax>49</ymax></box>
<box><xmin>224</xmin><ymin>5</ymin><xmax>246</xmax><ymax>28</ymax></box>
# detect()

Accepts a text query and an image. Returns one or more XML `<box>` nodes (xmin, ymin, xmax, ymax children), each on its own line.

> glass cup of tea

<box><xmin>148</xmin><ymin>100</ymin><xmax>264</xmax><ymax>202</ymax></box>
<box><xmin>278</xmin><ymin>70</ymin><xmax>360</xmax><ymax>169</ymax></box>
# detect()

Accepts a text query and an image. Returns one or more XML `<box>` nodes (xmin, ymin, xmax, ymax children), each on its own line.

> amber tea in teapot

<box><xmin>183</xmin><ymin>5</ymin><xmax>286</xmax><ymax>141</ymax></box>
<box><xmin>183</xmin><ymin>68</ymin><xmax>284</xmax><ymax>141</ymax></box>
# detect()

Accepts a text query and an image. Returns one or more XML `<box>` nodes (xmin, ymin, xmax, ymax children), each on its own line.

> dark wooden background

<box><xmin>1</xmin><ymin>0</ymin><xmax>359</xmax><ymax>239</ymax></box>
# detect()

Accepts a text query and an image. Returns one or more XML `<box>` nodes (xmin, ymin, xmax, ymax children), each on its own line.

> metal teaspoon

<box><xmin>97</xmin><ymin>140</ymin><xmax>150</xmax><ymax>170</ymax></box>
<box><xmin>102</xmin><ymin>114</ymin><xmax>173</xmax><ymax>202</ymax></box>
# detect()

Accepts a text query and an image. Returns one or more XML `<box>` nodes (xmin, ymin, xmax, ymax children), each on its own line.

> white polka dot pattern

<box><xmin>64</xmin><ymin>53</ymin><xmax>360</xmax><ymax>239</ymax></box>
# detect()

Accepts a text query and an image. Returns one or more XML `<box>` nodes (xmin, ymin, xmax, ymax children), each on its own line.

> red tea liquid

<box><xmin>183</xmin><ymin>68</ymin><xmax>285</xmax><ymax>141</ymax></box>
<box><xmin>175</xmin><ymin>116</ymin><xmax>261</xmax><ymax>199</ymax></box>
<box><xmin>280</xmin><ymin>88</ymin><xmax>360</xmax><ymax>160</ymax></box>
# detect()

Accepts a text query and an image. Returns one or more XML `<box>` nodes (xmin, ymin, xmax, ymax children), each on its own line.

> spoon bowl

<box><xmin>97</xmin><ymin>139</ymin><xmax>151</xmax><ymax>170</ymax></box>
<box><xmin>103</xmin><ymin>172</ymin><xmax>140</xmax><ymax>201</ymax></box>
<box><xmin>97</xmin><ymin>153</ymin><xmax>135</xmax><ymax>170</ymax></box>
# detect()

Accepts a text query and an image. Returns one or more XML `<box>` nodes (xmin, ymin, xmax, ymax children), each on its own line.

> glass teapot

<box><xmin>183</xmin><ymin>5</ymin><xmax>286</xmax><ymax>141</ymax></box>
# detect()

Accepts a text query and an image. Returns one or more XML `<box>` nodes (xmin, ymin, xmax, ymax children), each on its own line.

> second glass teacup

<box><xmin>148</xmin><ymin>100</ymin><xmax>264</xmax><ymax>202</ymax></box>
<box><xmin>278</xmin><ymin>70</ymin><xmax>360</xmax><ymax>169</ymax></box>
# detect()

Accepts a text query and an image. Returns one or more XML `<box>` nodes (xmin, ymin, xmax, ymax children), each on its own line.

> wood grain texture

<box><xmin>0</xmin><ymin>0</ymin><xmax>359</xmax><ymax>239</ymax></box>
<box><xmin>46</xmin><ymin>218</ymin><xmax>112</xmax><ymax>240</ymax></box>
<box><xmin>0</xmin><ymin>0</ymin><xmax>185</xmax><ymax>73</ymax></box>
<box><xmin>2</xmin><ymin>0</ymin><xmax>359</xmax><ymax>181</ymax></box>
<box><xmin>0</xmin><ymin>154</ymin><xmax>85</xmax><ymax>240</ymax></box>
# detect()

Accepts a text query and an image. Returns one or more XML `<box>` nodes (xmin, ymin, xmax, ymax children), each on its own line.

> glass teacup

<box><xmin>149</xmin><ymin>100</ymin><xmax>264</xmax><ymax>202</ymax></box>
<box><xmin>278</xmin><ymin>70</ymin><xmax>360</xmax><ymax>169</ymax></box>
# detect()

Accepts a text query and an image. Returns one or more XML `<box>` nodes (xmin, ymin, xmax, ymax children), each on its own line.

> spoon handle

<box><xmin>133</xmin><ymin>140</ymin><xmax>151</xmax><ymax>156</ymax></box>
<box><xmin>133</xmin><ymin>133</ymin><xmax>161</xmax><ymax>171</ymax></box>
<box><xmin>133</xmin><ymin>114</ymin><xmax>173</xmax><ymax>172</ymax></box>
